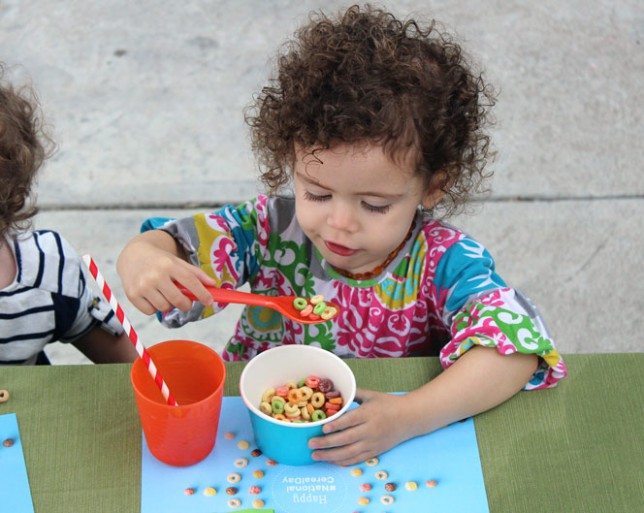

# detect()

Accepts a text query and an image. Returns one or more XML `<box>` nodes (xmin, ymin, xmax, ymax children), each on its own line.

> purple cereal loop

<box><xmin>325</xmin><ymin>390</ymin><xmax>341</xmax><ymax>398</ymax></box>
<box><xmin>318</xmin><ymin>378</ymin><xmax>334</xmax><ymax>393</ymax></box>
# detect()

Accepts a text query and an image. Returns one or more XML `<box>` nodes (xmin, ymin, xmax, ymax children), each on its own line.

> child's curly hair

<box><xmin>246</xmin><ymin>4</ymin><xmax>497</xmax><ymax>216</ymax></box>
<box><xmin>0</xmin><ymin>63</ymin><xmax>53</xmax><ymax>238</ymax></box>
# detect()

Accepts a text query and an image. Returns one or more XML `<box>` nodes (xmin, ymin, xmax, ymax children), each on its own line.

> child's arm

<box><xmin>117</xmin><ymin>229</ymin><xmax>217</xmax><ymax>315</ymax></box>
<box><xmin>72</xmin><ymin>328</ymin><xmax>138</xmax><ymax>363</ymax></box>
<box><xmin>309</xmin><ymin>346</ymin><xmax>538</xmax><ymax>466</ymax></box>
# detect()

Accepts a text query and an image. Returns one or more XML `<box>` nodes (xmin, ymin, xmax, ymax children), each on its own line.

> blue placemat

<box><xmin>142</xmin><ymin>396</ymin><xmax>489</xmax><ymax>513</ymax></box>
<box><xmin>0</xmin><ymin>413</ymin><xmax>35</xmax><ymax>513</ymax></box>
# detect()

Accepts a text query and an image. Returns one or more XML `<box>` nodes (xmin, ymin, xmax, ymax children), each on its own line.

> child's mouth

<box><xmin>325</xmin><ymin>241</ymin><xmax>358</xmax><ymax>257</ymax></box>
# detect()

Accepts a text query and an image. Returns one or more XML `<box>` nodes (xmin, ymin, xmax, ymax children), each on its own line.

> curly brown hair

<box><xmin>246</xmin><ymin>4</ymin><xmax>497</xmax><ymax>216</ymax></box>
<box><xmin>0</xmin><ymin>63</ymin><xmax>53</xmax><ymax>238</ymax></box>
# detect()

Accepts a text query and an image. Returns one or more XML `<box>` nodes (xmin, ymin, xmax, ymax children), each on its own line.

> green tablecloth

<box><xmin>1</xmin><ymin>354</ymin><xmax>643</xmax><ymax>512</ymax></box>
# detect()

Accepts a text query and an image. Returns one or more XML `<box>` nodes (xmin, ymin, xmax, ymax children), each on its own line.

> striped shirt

<box><xmin>0</xmin><ymin>230</ymin><xmax>122</xmax><ymax>365</ymax></box>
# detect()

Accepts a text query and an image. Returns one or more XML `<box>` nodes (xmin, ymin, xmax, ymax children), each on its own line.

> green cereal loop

<box><xmin>271</xmin><ymin>396</ymin><xmax>285</xmax><ymax>414</ymax></box>
<box><xmin>293</xmin><ymin>297</ymin><xmax>308</xmax><ymax>310</ymax></box>
<box><xmin>297</xmin><ymin>378</ymin><xmax>307</xmax><ymax>388</ymax></box>
<box><xmin>313</xmin><ymin>301</ymin><xmax>327</xmax><ymax>315</ymax></box>
<box><xmin>312</xmin><ymin>410</ymin><xmax>327</xmax><ymax>422</ymax></box>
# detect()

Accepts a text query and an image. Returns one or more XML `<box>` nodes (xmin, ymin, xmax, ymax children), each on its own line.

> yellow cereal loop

<box><xmin>284</xmin><ymin>403</ymin><xmax>301</xmax><ymax>418</ymax></box>
<box><xmin>357</xmin><ymin>497</ymin><xmax>370</xmax><ymax>506</ymax></box>
<box><xmin>405</xmin><ymin>481</ymin><xmax>419</xmax><ymax>491</ymax></box>
<box><xmin>365</xmin><ymin>457</ymin><xmax>379</xmax><ymax>466</ymax></box>
<box><xmin>237</xmin><ymin>440</ymin><xmax>250</xmax><ymax>450</ymax></box>
<box><xmin>375</xmin><ymin>470</ymin><xmax>389</xmax><ymax>480</ymax></box>
<box><xmin>203</xmin><ymin>487</ymin><xmax>217</xmax><ymax>496</ymax></box>
<box><xmin>261</xmin><ymin>388</ymin><xmax>275</xmax><ymax>402</ymax></box>
<box><xmin>259</xmin><ymin>401</ymin><xmax>272</xmax><ymax>415</ymax></box>
<box><xmin>349</xmin><ymin>468</ymin><xmax>363</xmax><ymax>477</ymax></box>
<box><xmin>381</xmin><ymin>494</ymin><xmax>395</xmax><ymax>505</ymax></box>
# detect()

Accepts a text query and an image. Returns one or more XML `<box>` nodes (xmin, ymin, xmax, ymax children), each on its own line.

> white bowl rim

<box><xmin>239</xmin><ymin>344</ymin><xmax>357</xmax><ymax>429</ymax></box>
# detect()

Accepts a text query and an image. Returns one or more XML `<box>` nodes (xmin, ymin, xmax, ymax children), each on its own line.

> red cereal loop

<box><xmin>300</xmin><ymin>304</ymin><xmax>314</xmax><ymax>317</ymax></box>
<box><xmin>305</xmin><ymin>376</ymin><xmax>320</xmax><ymax>388</ymax></box>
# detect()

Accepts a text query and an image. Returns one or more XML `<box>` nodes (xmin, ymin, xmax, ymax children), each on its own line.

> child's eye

<box><xmin>362</xmin><ymin>202</ymin><xmax>391</xmax><ymax>214</ymax></box>
<box><xmin>304</xmin><ymin>191</ymin><xmax>331</xmax><ymax>202</ymax></box>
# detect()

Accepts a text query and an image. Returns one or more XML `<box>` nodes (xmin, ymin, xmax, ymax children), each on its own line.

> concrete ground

<box><xmin>1</xmin><ymin>0</ymin><xmax>642</xmax><ymax>363</ymax></box>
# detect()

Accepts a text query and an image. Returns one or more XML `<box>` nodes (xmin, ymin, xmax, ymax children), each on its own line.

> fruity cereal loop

<box><xmin>259</xmin><ymin>376</ymin><xmax>344</xmax><ymax>423</ymax></box>
<box><xmin>293</xmin><ymin>294</ymin><xmax>338</xmax><ymax>321</ymax></box>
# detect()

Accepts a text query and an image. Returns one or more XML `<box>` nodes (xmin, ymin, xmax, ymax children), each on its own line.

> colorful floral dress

<box><xmin>153</xmin><ymin>195</ymin><xmax>567</xmax><ymax>389</ymax></box>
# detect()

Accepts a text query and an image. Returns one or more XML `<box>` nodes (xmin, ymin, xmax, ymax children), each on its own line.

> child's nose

<box><xmin>327</xmin><ymin>202</ymin><xmax>358</xmax><ymax>232</ymax></box>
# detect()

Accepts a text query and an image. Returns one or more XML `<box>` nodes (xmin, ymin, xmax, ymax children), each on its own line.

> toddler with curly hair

<box><xmin>118</xmin><ymin>5</ymin><xmax>566</xmax><ymax>465</ymax></box>
<box><xmin>0</xmin><ymin>63</ymin><xmax>136</xmax><ymax>365</ymax></box>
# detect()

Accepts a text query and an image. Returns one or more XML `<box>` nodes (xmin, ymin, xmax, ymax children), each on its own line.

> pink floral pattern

<box><xmin>159</xmin><ymin>195</ymin><xmax>566</xmax><ymax>388</ymax></box>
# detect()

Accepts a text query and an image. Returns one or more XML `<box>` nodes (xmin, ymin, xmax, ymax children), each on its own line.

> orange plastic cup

<box><xmin>130</xmin><ymin>340</ymin><xmax>226</xmax><ymax>466</ymax></box>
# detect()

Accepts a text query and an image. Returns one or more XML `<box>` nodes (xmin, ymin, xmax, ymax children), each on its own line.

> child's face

<box><xmin>294</xmin><ymin>142</ymin><xmax>437</xmax><ymax>275</ymax></box>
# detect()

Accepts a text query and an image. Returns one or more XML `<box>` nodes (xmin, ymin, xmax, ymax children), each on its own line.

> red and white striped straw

<box><xmin>82</xmin><ymin>254</ymin><xmax>178</xmax><ymax>406</ymax></box>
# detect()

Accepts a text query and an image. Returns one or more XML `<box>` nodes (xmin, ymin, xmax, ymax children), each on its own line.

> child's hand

<box><xmin>117</xmin><ymin>230</ymin><xmax>217</xmax><ymax>315</ymax></box>
<box><xmin>308</xmin><ymin>389</ymin><xmax>417</xmax><ymax>466</ymax></box>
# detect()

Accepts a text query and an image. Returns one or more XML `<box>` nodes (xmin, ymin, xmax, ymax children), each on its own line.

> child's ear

<box><xmin>421</xmin><ymin>171</ymin><xmax>449</xmax><ymax>209</ymax></box>
<box><xmin>421</xmin><ymin>188</ymin><xmax>445</xmax><ymax>209</ymax></box>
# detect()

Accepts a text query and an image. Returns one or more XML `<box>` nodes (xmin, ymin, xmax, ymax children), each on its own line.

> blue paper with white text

<box><xmin>141</xmin><ymin>395</ymin><xmax>489</xmax><ymax>512</ymax></box>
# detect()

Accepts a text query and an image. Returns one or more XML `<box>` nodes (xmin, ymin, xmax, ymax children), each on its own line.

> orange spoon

<box><xmin>178</xmin><ymin>285</ymin><xmax>340</xmax><ymax>324</ymax></box>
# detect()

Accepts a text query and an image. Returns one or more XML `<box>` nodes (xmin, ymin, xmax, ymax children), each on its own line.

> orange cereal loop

<box><xmin>272</xmin><ymin>413</ymin><xmax>287</xmax><ymax>421</ymax></box>
<box><xmin>266</xmin><ymin>458</ymin><xmax>278</xmax><ymax>466</ymax></box>
<box><xmin>252</xmin><ymin>499</ymin><xmax>265</xmax><ymax>508</ymax></box>
<box><xmin>365</xmin><ymin>457</ymin><xmax>379</xmax><ymax>466</ymax></box>
<box><xmin>426</xmin><ymin>479</ymin><xmax>438</xmax><ymax>488</ymax></box>
<box><xmin>224</xmin><ymin>432</ymin><xmax>235</xmax><ymax>440</ymax></box>
<box><xmin>329</xmin><ymin>397</ymin><xmax>343</xmax><ymax>405</ymax></box>
<box><xmin>252</xmin><ymin>469</ymin><xmax>264</xmax><ymax>478</ymax></box>
<box><xmin>184</xmin><ymin>487</ymin><xmax>196</xmax><ymax>496</ymax></box>
<box><xmin>288</xmin><ymin>388</ymin><xmax>304</xmax><ymax>404</ymax></box>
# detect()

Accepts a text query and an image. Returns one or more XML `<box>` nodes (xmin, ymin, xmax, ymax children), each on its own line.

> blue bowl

<box><xmin>239</xmin><ymin>345</ymin><xmax>356</xmax><ymax>466</ymax></box>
